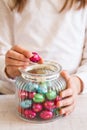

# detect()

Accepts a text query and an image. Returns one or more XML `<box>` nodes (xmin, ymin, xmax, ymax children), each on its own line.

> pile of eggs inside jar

<box><xmin>15</xmin><ymin>52</ymin><xmax>66</xmax><ymax>122</ymax></box>
<box><xmin>16</xmin><ymin>80</ymin><xmax>62</xmax><ymax>121</ymax></box>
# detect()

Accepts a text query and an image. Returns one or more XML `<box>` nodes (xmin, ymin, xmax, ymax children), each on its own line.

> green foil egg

<box><xmin>54</xmin><ymin>108</ymin><xmax>60</xmax><ymax>116</ymax></box>
<box><xmin>20</xmin><ymin>99</ymin><xmax>32</xmax><ymax>108</ymax></box>
<box><xmin>46</xmin><ymin>91</ymin><xmax>57</xmax><ymax>100</ymax></box>
<box><xmin>33</xmin><ymin>94</ymin><xmax>45</xmax><ymax>103</ymax></box>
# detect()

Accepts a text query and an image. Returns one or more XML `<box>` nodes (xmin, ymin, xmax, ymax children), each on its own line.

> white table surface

<box><xmin>0</xmin><ymin>94</ymin><xmax>87</xmax><ymax>130</ymax></box>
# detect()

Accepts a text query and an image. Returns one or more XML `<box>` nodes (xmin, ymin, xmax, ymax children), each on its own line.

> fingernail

<box><xmin>60</xmin><ymin>92</ymin><xmax>65</xmax><ymax>98</ymax></box>
<box><xmin>57</xmin><ymin>101</ymin><xmax>62</xmax><ymax>107</ymax></box>
<box><xmin>60</xmin><ymin>109</ymin><xmax>65</xmax><ymax>115</ymax></box>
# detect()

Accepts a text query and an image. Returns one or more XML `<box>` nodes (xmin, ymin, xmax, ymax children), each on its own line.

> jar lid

<box><xmin>19</xmin><ymin>61</ymin><xmax>62</xmax><ymax>82</ymax></box>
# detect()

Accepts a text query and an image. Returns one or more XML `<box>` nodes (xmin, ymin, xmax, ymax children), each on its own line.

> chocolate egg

<box><xmin>54</xmin><ymin>108</ymin><xmax>60</xmax><ymax>116</ymax></box>
<box><xmin>20</xmin><ymin>99</ymin><xmax>32</xmax><ymax>108</ymax></box>
<box><xmin>33</xmin><ymin>94</ymin><xmax>45</xmax><ymax>103</ymax></box>
<box><xmin>18</xmin><ymin>106</ymin><xmax>25</xmax><ymax>115</ymax></box>
<box><xmin>18</xmin><ymin>90</ymin><xmax>28</xmax><ymax>99</ymax></box>
<box><xmin>24</xmin><ymin>82</ymin><xmax>38</xmax><ymax>92</ymax></box>
<box><xmin>28</xmin><ymin>92</ymin><xmax>36</xmax><ymax>99</ymax></box>
<box><xmin>33</xmin><ymin>103</ymin><xmax>43</xmax><ymax>112</ymax></box>
<box><xmin>37</xmin><ymin>83</ymin><xmax>47</xmax><ymax>94</ymax></box>
<box><xmin>46</xmin><ymin>81</ymin><xmax>52</xmax><ymax>87</ymax></box>
<box><xmin>46</xmin><ymin>91</ymin><xmax>57</xmax><ymax>100</ymax></box>
<box><xmin>55</xmin><ymin>96</ymin><xmax>62</xmax><ymax>101</ymax></box>
<box><xmin>44</xmin><ymin>101</ymin><xmax>56</xmax><ymax>110</ymax></box>
<box><xmin>30</xmin><ymin>52</ymin><xmax>41</xmax><ymax>63</ymax></box>
<box><xmin>54</xmin><ymin>96</ymin><xmax>62</xmax><ymax>106</ymax></box>
<box><xmin>24</xmin><ymin>110</ymin><xmax>36</xmax><ymax>119</ymax></box>
<box><xmin>40</xmin><ymin>110</ymin><xmax>53</xmax><ymax>120</ymax></box>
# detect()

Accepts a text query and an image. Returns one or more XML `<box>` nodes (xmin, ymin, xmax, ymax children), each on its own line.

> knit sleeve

<box><xmin>0</xmin><ymin>0</ymin><xmax>14</xmax><ymax>82</ymax></box>
<box><xmin>75</xmin><ymin>9</ymin><xmax>87</xmax><ymax>94</ymax></box>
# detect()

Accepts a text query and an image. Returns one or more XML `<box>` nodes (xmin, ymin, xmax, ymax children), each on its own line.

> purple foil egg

<box><xmin>44</xmin><ymin>101</ymin><xmax>56</xmax><ymax>110</ymax></box>
<box><xmin>33</xmin><ymin>103</ymin><xmax>43</xmax><ymax>112</ymax></box>
<box><xmin>30</xmin><ymin>52</ymin><xmax>41</xmax><ymax>63</ymax></box>
<box><xmin>40</xmin><ymin>110</ymin><xmax>53</xmax><ymax>120</ymax></box>
<box><xmin>24</xmin><ymin>110</ymin><xmax>36</xmax><ymax>119</ymax></box>
<box><xmin>28</xmin><ymin>92</ymin><xmax>36</xmax><ymax>99</ymax></box>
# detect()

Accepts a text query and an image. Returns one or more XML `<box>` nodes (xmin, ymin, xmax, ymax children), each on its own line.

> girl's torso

<box><xmin>5</xmin><ymin>0</ymin><xmax>87</xmax><ymax>73</ymax></box>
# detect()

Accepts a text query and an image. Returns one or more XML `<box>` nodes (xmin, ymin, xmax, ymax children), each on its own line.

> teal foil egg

<box><xmin>46</xmin><ymin>91</ymin><xmax>57</xmax><ymax>100</ymax></box>
<box><xmin>54</xmin><ymin>108</ymin><xmax>60</xmax><ymax>116</ymax></box>
<box><xmin>37</xmin><ymin>82</ymin><xmax>48</xmax><ymax>94</ymax></box>
<box><xmin>20</xmin><ymin>99</ymin><xmax>32</xmax><ymax>108</ymax></box>
<box><xmin>24</xmin><ymin>82</ymin><xmax>38</xmax><ymax>92</ymax></box>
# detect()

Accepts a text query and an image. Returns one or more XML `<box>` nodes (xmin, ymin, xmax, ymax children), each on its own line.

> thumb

<box><xmin>60</xmin><ymin>70</ymin><xmax>70</xmax><ymax>83</ymax></box>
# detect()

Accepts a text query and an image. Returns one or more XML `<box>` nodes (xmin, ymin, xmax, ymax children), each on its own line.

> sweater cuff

<box><xmin>74</xmin><ymin>72</ymin><xmax>87</xmax><ymax>94</ymax></box>
<box><xmin>0</xmin><ymin>55</ymin><xmax>15</xmax><ymax>83</ymax></box>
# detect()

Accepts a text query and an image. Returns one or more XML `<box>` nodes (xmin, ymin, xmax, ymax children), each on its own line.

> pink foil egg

<box><xmin>28</xmin><ymin>92</ymin><xmax>36</xmax><ymax>99</ymax></box>
<box><xmin>33</xmin><ymin>103</ymin><xmax>43</xmax><ymax>112</ymax></box>
<box><xmin>40</xmin><ymin>110</ymin><xmax>53</xmax><ymax>120</ymax></box>
<box><xmin>18</xmin><ymin>90</ymin><xmax>28</xmax><ymax>99</ymax></box>
<box><xmin>54</xmin><ymin>96</ymin><xmax>62</xmax><ymax>106</ymax></box>
<box><xmin>24</xmin><ymin>110</ymin><xmax>36</xmax><ymax>119</ymax></box>
<box><xmin>30</xmin><ymin>52</ymin><xmax>41</xmax><ymax>63</ymax></box>
<box><xmin>44</xmin><ymin>101</ymin><xmax>56</xmax><ymax>110</ymax></box>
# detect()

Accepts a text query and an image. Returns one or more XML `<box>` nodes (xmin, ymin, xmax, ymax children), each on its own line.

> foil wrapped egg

<box><xmin>30</xmin><ymin>52</ymin><xmax>41</xmax><ymax>63</ymax></box>
<box><xmin>44</xmin><ymin>101</ymin><xmax>56</xmax><ymax>110</ymax></box>
<box><xmin>18</xmin><ymin>106</ymin><xmax>25</xmax><ymax>115</ymax></box>
<box><xmin>54</xmin><ymin>96</ymin><xmax>62</xmax><ymax>106</ymax></box>
<box><xmin>20</xmin><ymin>99</ymin><xmax>32</xmax><ymax>108</ymax></box>
<box><xmin>24</xmin><ymin>82</ymin><xmax>38</xmax><ymax>92</ymax></box>
<box><xmin>40</xmin><ymin>110</ymin><xmax>53</xmax><ymax>120</ymax></box>
<box><xmin>24</xmin><ymin>110</ymin><xmax>36</xmax><ymax>119</ymax></box>
<box><xmin>33</xmin><ymin>103</ymin><xmax>43</xmax><ymax>112</ymax></box>
<box><xmin>33</xmin><ymin>93</ymin><xmax>45</xmax><ymax>103</ymax></box>
<box><xmin>37</xmin><ymin>86</ymin><xmax>47</xmax><ymax>94</ymax></box>
<box><xmin>46</xmin><ymin>91</ymin><xmax>57</xmax><ymax>100</ymax></box>
<box><xmin>28</xmin><ymin>92</ymin><xmax>36</xmax><ymax>99</ymax></box>
<box><xmin>18</xmin><ymin>90</ymin><xmax>28</xmax><ymax>99</ymax></box>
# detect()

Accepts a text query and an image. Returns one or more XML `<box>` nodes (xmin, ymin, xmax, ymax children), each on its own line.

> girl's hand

<box><xmin>58</xmin><ymin>71</ymin><xmax>82</xmax><ymax>116</ymax></box>
<box><xmin>5</xmin><ymin>45</ymin><xmax>43</xmax><ymax>79</ymax></box>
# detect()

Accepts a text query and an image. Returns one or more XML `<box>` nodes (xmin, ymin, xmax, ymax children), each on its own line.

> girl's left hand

<box><xmin>57</xmin><ymin>70</ymin><xmax>82</xmax><ymax>116</ymax></box>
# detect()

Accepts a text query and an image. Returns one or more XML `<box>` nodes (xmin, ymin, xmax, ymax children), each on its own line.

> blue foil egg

<box><xmin>37</xmin><ymin>82</ymin><xmax>48</xmax><ymax>94</ymax></box>
<box><xmin>24</xmin><ymin>82</ymin><xmax>38</xmax><ymax>92</ymax></box>
<box><xmin>20</xmin><ymin>99</ymin><xmax>32</xmax><ymax>108</ymax></box>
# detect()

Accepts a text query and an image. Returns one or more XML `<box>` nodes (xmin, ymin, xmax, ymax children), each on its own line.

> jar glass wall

<box><xmin>15</xmin><ymin>61</ymin><xmax>66</xmax><ymax>122</ymax></box>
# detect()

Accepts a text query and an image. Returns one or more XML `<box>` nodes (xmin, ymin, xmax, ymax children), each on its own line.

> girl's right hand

<box><xmin>5</xmin><ymin>45</ymin><xmax>43</xmax><ymax>79</ymax></box>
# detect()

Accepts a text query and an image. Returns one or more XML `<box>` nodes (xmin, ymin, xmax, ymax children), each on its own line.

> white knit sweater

<box><xmin>0</xmin><ymin>0</ymin><xmax>87</xmax><ymax>94</ymax></box>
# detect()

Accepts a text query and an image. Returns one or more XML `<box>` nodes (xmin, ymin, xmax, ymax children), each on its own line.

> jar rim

<box><xmin>19</xmin><ymin>61</ymin><xmax>62</xmax><ymax>82</ymax></box>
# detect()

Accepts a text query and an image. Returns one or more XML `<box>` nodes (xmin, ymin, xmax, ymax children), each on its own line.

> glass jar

<box><xmin>15</xmin><ymin>61</ymin><xmax>66</xmax><ymax>122</ymax></box>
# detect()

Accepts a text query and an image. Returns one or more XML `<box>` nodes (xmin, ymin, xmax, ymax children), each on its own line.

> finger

<box><xmin>38</xmin><ymin>57</ymin><xmax>44</xmax><ymax>64</ymax></box>
<box><xmin>6</xmin><ymin>50</ymin><xmax>29</xmax><ymax>62</ymax></box>
<box><xmin>60</xmin><ymin>70</ymin><xmax>70</xmax><ymax>82</ymax></box>
<box><xmin>6</xmin><ymin>66</ymin><xmax>21</xmax><ymax>78</ymax></box>
<box><xmin>60</xmin><ymin>88</ymin><xmax>73</xmax><ymax>98</ymax></box>
<box><xmin>65</xmin><ymin>102</ymin><xmax>76</xmax><ymax>116</ymax></box>
<box><xmin>6</xmin><ymin>58</ymin><xmax>29</xmax><ymax>66</ymax></box>
<box><xmin>59</xmin><ymin>102</ymin><xmax>75</xmax><ymax>115</ymax></box>
<box><xmin>57</xmin><ymin>96</ymin><xmax>74</xmax><ymax>107</ymax></box>
<box><xmin>11</xmin><ymin>45</ymin><xmax>32</xmax><ymax>58</ymax></box>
